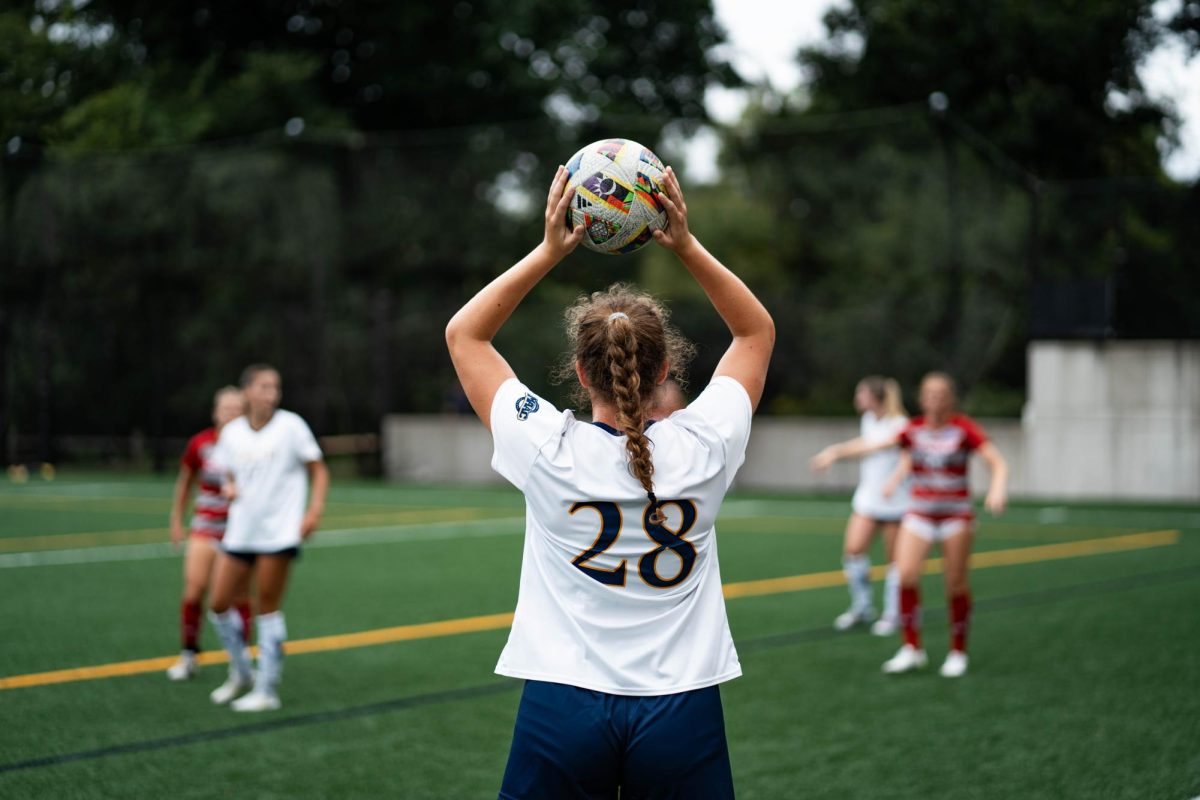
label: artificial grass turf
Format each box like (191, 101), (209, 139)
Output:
(1, 473), (1196, 798)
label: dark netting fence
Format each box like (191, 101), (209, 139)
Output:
(2, 110), (1196, 470)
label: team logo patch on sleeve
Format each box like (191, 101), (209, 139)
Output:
(515, 392), (540, 421)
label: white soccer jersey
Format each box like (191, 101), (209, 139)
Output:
(851, 411), (910, 521)
(212, 409), (323, 552)
(490, 375), (753, 696)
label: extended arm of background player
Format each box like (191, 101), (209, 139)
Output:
(811, 433), (901, 472)
(301, 459), (329, 538)
(445, 166), (584, 430)
(653, 166), (774, 412)
(881, 451), (912, 498)
(976, 442), (1008, 516)
(168, 463), (197, 549)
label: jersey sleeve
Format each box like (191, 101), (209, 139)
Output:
(290, 415), (324, 463)
(180, 434), (203, 470)
(670, 376), (754, 485)
(896, 422), (915, 450)
(490, 378), (565, 491)
(958, 416), (988, 450)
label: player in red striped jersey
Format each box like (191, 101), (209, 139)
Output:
(165, 387), (254, 681)
(879, 372), (1007, 677)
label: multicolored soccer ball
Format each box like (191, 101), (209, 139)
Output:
(564, 138), (668, 255)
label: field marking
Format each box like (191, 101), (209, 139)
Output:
(0, 529), (1179, 692)
(0, 507), (520, 555)
(721, 529), (1180, 599)
(0, 516), (528, 568)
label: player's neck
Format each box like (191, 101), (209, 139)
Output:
(590, 400), (618, 428)
(926, 411), (951, 427)
(248, 408), (276, 431)
(590, 399), (655, 431)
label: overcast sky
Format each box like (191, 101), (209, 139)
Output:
(708, 0), (1200, 181)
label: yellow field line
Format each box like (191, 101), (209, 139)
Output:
(0, 530), (1179, 692)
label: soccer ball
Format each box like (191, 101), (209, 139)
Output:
(564, 138), (668, 255)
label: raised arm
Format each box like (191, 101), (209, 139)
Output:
(976, 442), (1008, 515)
(445, 166), (584, 429)
(652, 167), (774, 411)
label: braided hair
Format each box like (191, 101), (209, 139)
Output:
(555, 284), (696, 524)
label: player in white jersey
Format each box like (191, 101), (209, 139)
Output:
(811, 377), (910, 635)
(446, 164), (774, 799)
(205, 364), (329, 712)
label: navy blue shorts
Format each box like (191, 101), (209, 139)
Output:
(498, 680), (735, 800)
(220, 546), (300, 565)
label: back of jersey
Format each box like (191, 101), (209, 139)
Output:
(489, 375), (753, 696)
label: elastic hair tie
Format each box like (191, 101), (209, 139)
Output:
(607, 312), (629, 322)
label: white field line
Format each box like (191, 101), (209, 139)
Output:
(0, 516), (526, 569)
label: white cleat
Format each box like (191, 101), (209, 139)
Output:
(209, 671), (253, 705)
(166, 651), (197, 681)
(939, 650), (969, 678)
(870, 616), (898, 637)
(882, 644), (928, 674)
(833, 607), (876, 631)
(231, 690), (281, 713)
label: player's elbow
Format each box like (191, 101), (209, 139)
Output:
(445, 314), (465, 352)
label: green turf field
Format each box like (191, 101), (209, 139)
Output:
(1, 472), (1197, 799)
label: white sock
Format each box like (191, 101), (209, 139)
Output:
(208, 609), (252, 679)
(883, 564), (900, 621)
(843, 554), (873, 613)
(254, 611), (287, 695)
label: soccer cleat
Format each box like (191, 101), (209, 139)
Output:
(833, 607), (876, 631)
(939, 650), (969, 678)
(209, 671), (253, 705)
(231, 690), (281, 713)
(882, 644), (928, 674)
(166, 651), (197, 681)
(870, 616), (898, 637)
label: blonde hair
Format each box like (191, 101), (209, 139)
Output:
(555, 284), (695, 524)
(212, 385), (244, 407)
(860, 375), (907, 419)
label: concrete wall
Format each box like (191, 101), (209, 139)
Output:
(1022, 340), (1200, 500)
(383, 341), (1198, 501)
(381, 414), (1024, 496)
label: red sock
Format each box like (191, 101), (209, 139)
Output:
(236, 602), (254, 645)
(900, 586), (922, 648)
(181, 600), (203, 652)
(950, 592), (972, 653)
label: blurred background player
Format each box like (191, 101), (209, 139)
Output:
(165, 386), (253, 681)
(810, 376), (910, 635)
(648, 376), (687, 419)
(206, 365), (329, 712)
(445, 164), (773, 798)
(874, 372), (1008, 677)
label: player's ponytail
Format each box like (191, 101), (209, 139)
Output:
(555, 284), (696, 523)
(861, 375), (908, 420)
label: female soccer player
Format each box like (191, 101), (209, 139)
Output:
(882, 372), (1007, 677)
(446, 164), (773, 798)
(810, 376), (910, 636)
(205, 364), (329, 712)
(166, 386), (253, 681)
(815, 372), (1007, 677)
